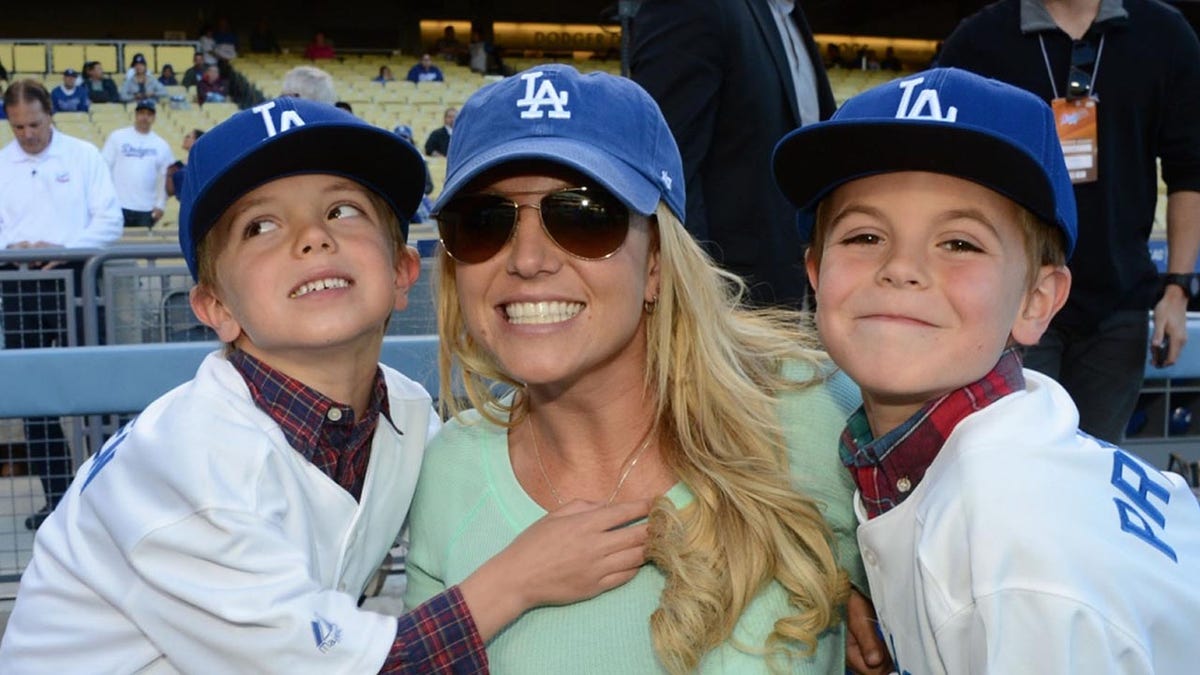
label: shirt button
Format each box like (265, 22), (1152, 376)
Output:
(896, 477), (912, 493)
(326, 407), (343, 422)
(863, 549), (878, 566)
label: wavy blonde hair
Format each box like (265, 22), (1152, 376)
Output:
(438, 192), (850, 670)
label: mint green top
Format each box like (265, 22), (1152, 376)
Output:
(404, 363), (865, 674)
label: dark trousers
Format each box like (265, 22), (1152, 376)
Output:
(122, 208), (155, 230)
(0, 274), (76, 508)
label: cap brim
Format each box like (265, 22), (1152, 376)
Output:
(773, 120), (1057, 230)
(189, 124), (425, 250)
(433, 137), (662, 216)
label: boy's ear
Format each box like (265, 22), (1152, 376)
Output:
(190, 284), (243, 343)
(1011, 264), (1071, 346)
(392, 244), (421, 312)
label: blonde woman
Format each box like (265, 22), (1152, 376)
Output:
(405, 65), (876, 673)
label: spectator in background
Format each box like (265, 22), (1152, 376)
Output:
(83, 61), (120, 104)
(249, 18), (281, 54)
(120, 53), (167, 103)
(433, 25), (466, 62)
(424, 106), (456, 157)
(197, 24), (217, 65)
(304, 31), (337, 60)
(880, 46), (902, 71)
(0, 80), (122, 531)
(213, 16), (239, 56)
(158, 64), (178, 86)
(281, 65), (337, 103)
(181, 52), (205, 89)
(102, 100), (172, 230)
(393, 124), (434, 222)
(166, 128), (204, 199)
(406, 54), (445, 83)
(0, 58), (8, 83)
(373, 65), (396, 83)
(196, 65), (228, 105)
(632, 0), (836, 310)
(51, 68), (89, 113)
(939, 0), (1200, 444)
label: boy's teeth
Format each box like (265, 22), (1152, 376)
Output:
(504, 301), (584, 324)
(291, 277), (350, 298)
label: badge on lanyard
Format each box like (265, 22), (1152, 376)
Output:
(1052, 96), (1099, 184)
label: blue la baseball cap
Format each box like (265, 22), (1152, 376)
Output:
(179, 97), (426, 279)
(773, 67), (1077, 258)
(433, 64), (685, 222)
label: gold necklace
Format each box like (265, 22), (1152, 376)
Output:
(528, 417), (656, 506)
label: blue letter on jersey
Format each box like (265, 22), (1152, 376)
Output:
(81, 421), (134, 492)
(1111, 449), (1177, 562)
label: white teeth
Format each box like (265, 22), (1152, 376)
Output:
(290, 277), (351, 298)
(504, 301), (584, 324)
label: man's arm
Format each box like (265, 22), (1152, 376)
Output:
(1154, 190), (1200, 365)
(630, 0), (724, 241)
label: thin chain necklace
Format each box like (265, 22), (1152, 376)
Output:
(527, 416), (656, 506)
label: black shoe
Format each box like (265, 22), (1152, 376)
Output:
(24, 504), (55, 531)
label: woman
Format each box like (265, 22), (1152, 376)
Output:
(372, 65), (395, 83)
(158, 64), (178, 86)
(405, 65), (869, 673)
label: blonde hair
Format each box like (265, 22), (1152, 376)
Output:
(437, 200), (849, 672)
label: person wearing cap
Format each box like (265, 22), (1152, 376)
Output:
(50, 67), (89, 113)
(393, 124), (434, 221)
(121, 53), (168, 103)
(0, 96), (651, 672)
(101, 99), (173, 229)
(404, 64), (875, 674)
(774, 67), (1200, 673)
(938, 0), (1200, 445)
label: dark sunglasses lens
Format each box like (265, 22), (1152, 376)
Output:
(541, 188), (630, 259)
(437, 195), (516, 263)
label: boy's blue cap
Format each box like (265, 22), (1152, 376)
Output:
(433, 64), (685, 222)
(773, 67), (1077, 258)
(179, 97), (426, 279)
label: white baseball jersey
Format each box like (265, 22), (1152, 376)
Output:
(0, 352), (439, 674)
(857, 370), (1200, 675)
(101, 125), (173, 212)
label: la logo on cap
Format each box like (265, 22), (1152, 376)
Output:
(894, 76), (958, 123)
(516, 71), (571, 120)
(251, 101), (306, 138)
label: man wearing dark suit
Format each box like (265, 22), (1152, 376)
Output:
(632, 0), (835, 309)
(424, 106), (457, 158)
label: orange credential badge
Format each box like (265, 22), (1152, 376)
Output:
(1052, 97), (1099, 184)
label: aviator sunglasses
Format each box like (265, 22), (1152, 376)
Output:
(435, 185), (631, 263)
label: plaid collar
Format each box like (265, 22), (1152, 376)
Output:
(228, 350), (392, 497)
(840, 349), (1025, 519)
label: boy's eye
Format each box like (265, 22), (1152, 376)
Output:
(242, 219), (279, 238)
(328, 204), (364, 220)
(839, 232), (882, 246)
(941, 239), (984, 253)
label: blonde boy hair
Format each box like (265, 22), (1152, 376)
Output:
(437, 200), (849, 673)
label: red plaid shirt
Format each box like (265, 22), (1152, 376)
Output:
(840, 349), (1025, 519)
(229, 351), (488, 673)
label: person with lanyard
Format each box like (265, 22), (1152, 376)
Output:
(939, 0), (1200, 444)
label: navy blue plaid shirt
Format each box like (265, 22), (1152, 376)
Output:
(229, 350), (487, 673)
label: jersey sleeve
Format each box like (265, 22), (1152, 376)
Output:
(935, 589), (1153, 675)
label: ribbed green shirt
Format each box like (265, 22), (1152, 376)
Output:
(404, 362), (865, 673)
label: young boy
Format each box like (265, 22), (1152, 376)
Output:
(773, 68), (1200, 674)
(0, 98), (649, 672)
